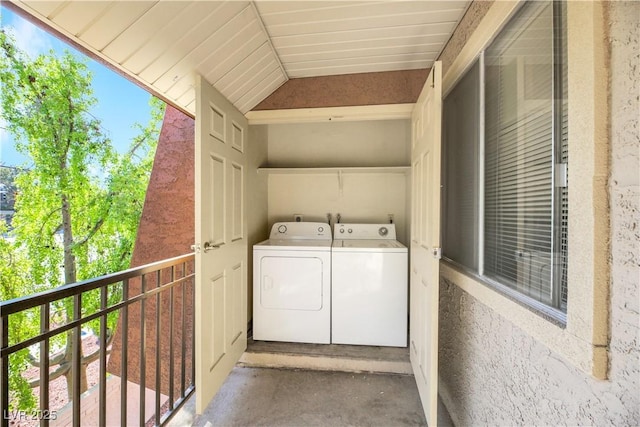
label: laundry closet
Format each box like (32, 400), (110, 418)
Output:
(246, 117), (413, 321)
(252, 119), (411, 235)
(249, 115), (410, 347)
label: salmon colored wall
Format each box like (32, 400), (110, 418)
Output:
(252, 69), (429, 110)
(130, 106), (195, 265)
(108, 106), (195, 395)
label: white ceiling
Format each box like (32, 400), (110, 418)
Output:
(11, 1), (470, 115)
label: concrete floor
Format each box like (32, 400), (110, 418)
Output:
(169, 366), (454, 427)
(167, 339), (452, 427)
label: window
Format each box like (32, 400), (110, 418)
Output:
(442, 61), (480, 270)
(443, 0), (568, 314)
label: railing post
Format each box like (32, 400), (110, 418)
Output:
(155, 270), (161, 426)
(139, 275), (147, 427)
(168, 266), (175, 411)
(181, 268), (186, 398)
(40, 303), (50, 427)
(120, 279), (129, 427)
(99, 286), (107, 427)
(191, 261), (195, 389)
(72, 293), (82, 427)
(1, 312), (9, 427)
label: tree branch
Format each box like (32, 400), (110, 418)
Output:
(80, 332), (114, 365)
(72, 216), (105, 249)
(27, 362), (70, 388)
(27, 350), (66, 368)
(35, 206), (62, 237)
(27, 332), (114, 389)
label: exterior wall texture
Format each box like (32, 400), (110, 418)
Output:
(108, 106), (196, 394)
(128, 105), (195, 266)
(438, 2), (639, 425)
(252, 69), (429, 110)
(438, 0), (493, 77)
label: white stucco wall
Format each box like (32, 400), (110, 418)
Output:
(437, 2), (639, 425)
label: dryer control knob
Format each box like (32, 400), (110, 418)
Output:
(318, 226), (324, 233)
(379, 227), (389, 236)
(348, 229), (353, 233)
(278, 225), (287, 234)
(339, 228), (345, 233)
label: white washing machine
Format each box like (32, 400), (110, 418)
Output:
(332, 223), (408, 347)
(253, 222), (332, 344)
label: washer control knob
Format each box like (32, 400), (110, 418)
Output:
(348, 228), (353, 234)
(278, 225), (287, 234)
(339, 228), (345, 233)
(379, 227), (389, 236)
(318, 226), (324, 233)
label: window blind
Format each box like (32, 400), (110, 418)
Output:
(442, 61), (480, 269)
(483, 2), (556, 304)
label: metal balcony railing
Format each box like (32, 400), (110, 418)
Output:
(1, 253), (195, 427)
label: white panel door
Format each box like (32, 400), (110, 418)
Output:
(410, 62), (442, 426)
(195, 75), (247, 413)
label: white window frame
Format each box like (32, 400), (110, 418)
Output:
(440, 0), (610, 379)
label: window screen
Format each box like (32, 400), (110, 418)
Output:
(442, 61), (480, 269)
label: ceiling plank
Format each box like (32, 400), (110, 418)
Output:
(102, 2), (186, 63)
(150, 3), (255, 92)
(25, 1), (66, 19)
(50, 1), (111, 37)
(123, 2), (227, 74)
(141, 1), (252, 84)
(81, 2), (156, 51)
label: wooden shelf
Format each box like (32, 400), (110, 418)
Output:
(257, 166), (411, 175)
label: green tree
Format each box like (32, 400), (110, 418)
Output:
(0, 29), (164, 407)
(0, 221), (36, 410)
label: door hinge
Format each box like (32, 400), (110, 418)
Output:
(432, 247), (442, 260)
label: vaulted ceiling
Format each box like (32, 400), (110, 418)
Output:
(8, 1), (470, 115)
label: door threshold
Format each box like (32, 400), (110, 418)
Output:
(239, 338), (412, 375)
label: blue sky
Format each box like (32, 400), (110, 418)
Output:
(0, 7), (155, 167)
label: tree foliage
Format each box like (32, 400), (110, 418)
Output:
(0, 28), (165, 408)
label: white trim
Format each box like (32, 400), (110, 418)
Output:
(257, 166), (410, 175)
(245, 104), (414, 125)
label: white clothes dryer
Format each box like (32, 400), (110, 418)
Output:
(332, 223), (408, 347)
(253, 222), (332, 344)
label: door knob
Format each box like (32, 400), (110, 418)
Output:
(203, 241), (222, 252)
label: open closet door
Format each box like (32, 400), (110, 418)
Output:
(194, 75), (248, 412)
(409, 61), (442, 426)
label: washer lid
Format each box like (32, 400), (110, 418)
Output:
(332, 239), (407, 252)
(254, 239), (332, 251)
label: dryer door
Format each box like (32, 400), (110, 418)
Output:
(260, 256), (323, 311)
